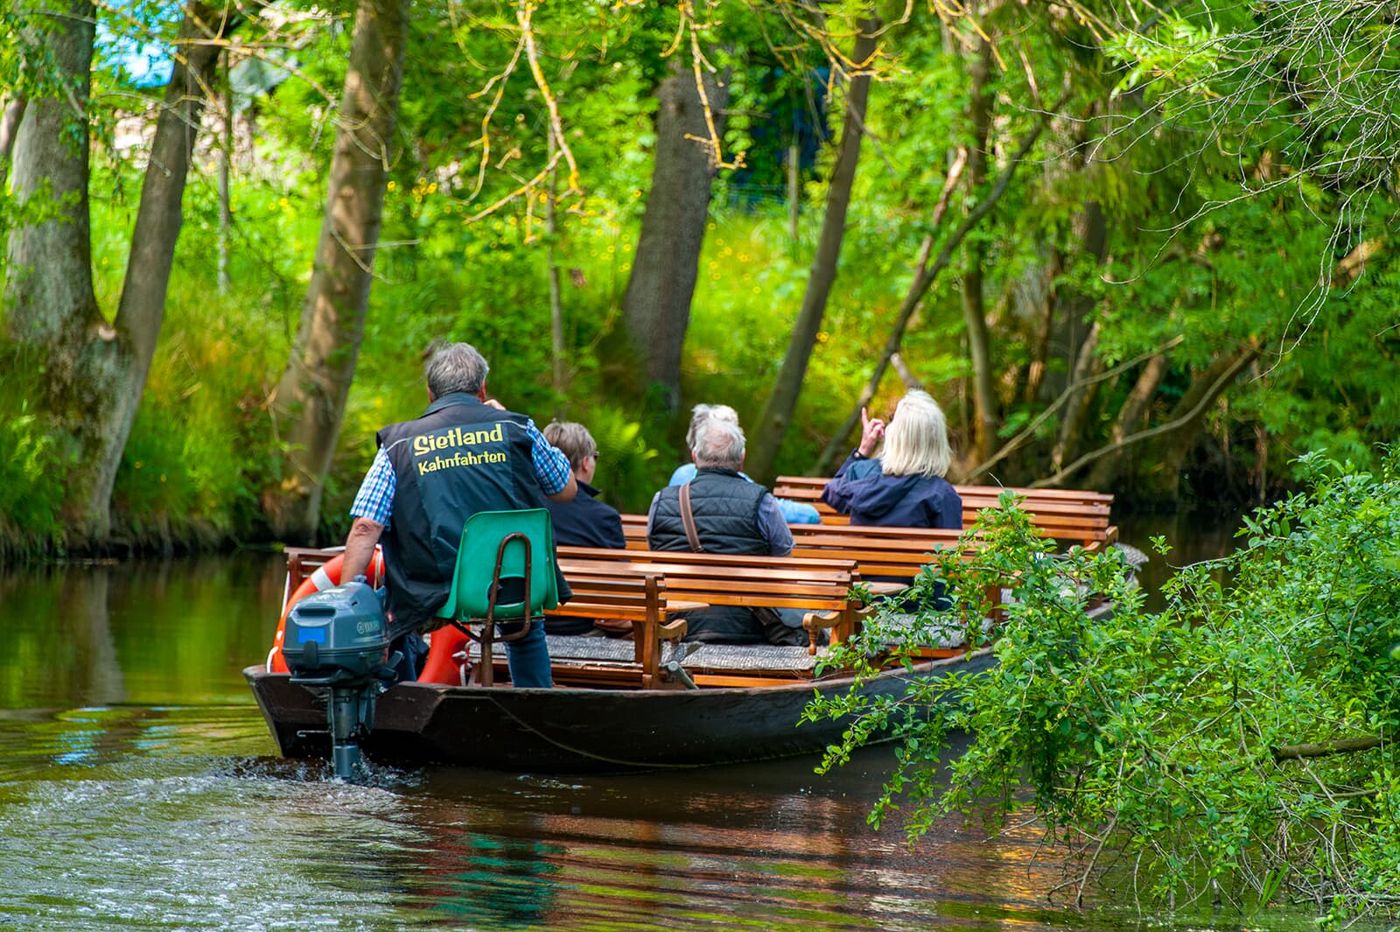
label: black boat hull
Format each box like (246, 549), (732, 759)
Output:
(243, 650), (995, 772)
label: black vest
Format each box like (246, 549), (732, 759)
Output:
(649, 468), (770, 554)
(376, 393), (563, 627)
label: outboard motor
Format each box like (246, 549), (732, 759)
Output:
(281, 578), (399, 779)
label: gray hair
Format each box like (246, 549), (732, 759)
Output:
(692, 419), (746, 470)
(424, 342), (489, 398)
(685, 403), (739, 451)
(881, 391), (952, 479)
(542, 420), (597, 471)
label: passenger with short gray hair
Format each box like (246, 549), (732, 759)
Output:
(646, 419), (801, 645)
(341, 341), (577, 687)
(666, 403), (821, 525)
(423, 341), (490, 398)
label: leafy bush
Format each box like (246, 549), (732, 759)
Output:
(0, 394), (65, 556)
(807, 452), (1400, 920)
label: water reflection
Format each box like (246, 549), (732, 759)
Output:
(0, 554), (284, 710)
(1117, 508), (1245, 609)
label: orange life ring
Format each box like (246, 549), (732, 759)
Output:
(418, 625), (472, 686)
(267, 548), (385, 673)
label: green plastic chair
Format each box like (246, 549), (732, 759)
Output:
(434, 508), (559, 686)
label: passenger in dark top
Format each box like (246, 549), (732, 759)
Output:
(542, 421), (625, 636)
(822, 391), (963, 530)
(541, 421), (626, 549)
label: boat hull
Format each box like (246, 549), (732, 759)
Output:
(243, 650), (994, 772)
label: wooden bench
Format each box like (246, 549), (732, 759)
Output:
(557, 547), (872, 684)
(771, 476), (1117, 549)
(281, 548), (701, 689)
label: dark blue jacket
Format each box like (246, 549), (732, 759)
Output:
(546, 481), (625, 549)
(822, 452), (963, 530)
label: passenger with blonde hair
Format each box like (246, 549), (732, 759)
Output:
(821, 391), (962, 529)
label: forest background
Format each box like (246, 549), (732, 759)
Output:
(1, 0), (1396, 558)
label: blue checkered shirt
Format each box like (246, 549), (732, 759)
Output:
(350, 418), (571, 527)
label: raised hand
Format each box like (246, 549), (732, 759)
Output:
(858, 406), (885, 457)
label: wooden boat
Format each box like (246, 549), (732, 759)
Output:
(245, 503), (1124, 774)
(243, 648), (996, 772)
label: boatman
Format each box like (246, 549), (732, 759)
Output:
(339, 342), (577, 686)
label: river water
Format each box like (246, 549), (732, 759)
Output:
(0, 515), (1326, 929)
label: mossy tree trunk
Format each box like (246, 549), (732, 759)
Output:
(4, 0), (108, 543)
(4, 1), (237, 549)
(264, 0), (410, 543)
(620, 64), (729, 414)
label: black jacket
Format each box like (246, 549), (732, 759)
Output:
(546, 481), (625, 549)
(822, 452), (963, 530)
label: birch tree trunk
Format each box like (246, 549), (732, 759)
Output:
(620, 64), (729, 414)
(747, 21), (879, 482)
(264, 0), (410, 543)
(0, 95), (27, 183)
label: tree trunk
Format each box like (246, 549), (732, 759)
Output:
(1139, 347), (1258, 500)
(786, 137), (800, 243)
(546, 133), (565, 411)
(1050, 320), (1101, 471)
(961, 37), (999, 466)
(100, 3), (238, 539)
(1017, 245), (1057, 405)
(747, 21), (878, 481)
(4, 0), (108, 541)
(1032, 345), (1258, 492)
(1085, 350), (1169, 488)
(620, 64), (729, 414)
(264, 0), (410, 543)
(217, 51), (233, 295)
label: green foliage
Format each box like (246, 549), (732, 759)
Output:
(0, 361), (65, 557)
(3, 0), (1399, 551)
(806, 453), (1400, 916)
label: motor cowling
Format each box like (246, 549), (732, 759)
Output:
(282, 578), (395, 780)
(283, 580), (391, 685)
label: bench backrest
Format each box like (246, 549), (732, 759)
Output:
(557, 545), (859, 614)
(771, 476), (1115, 547)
